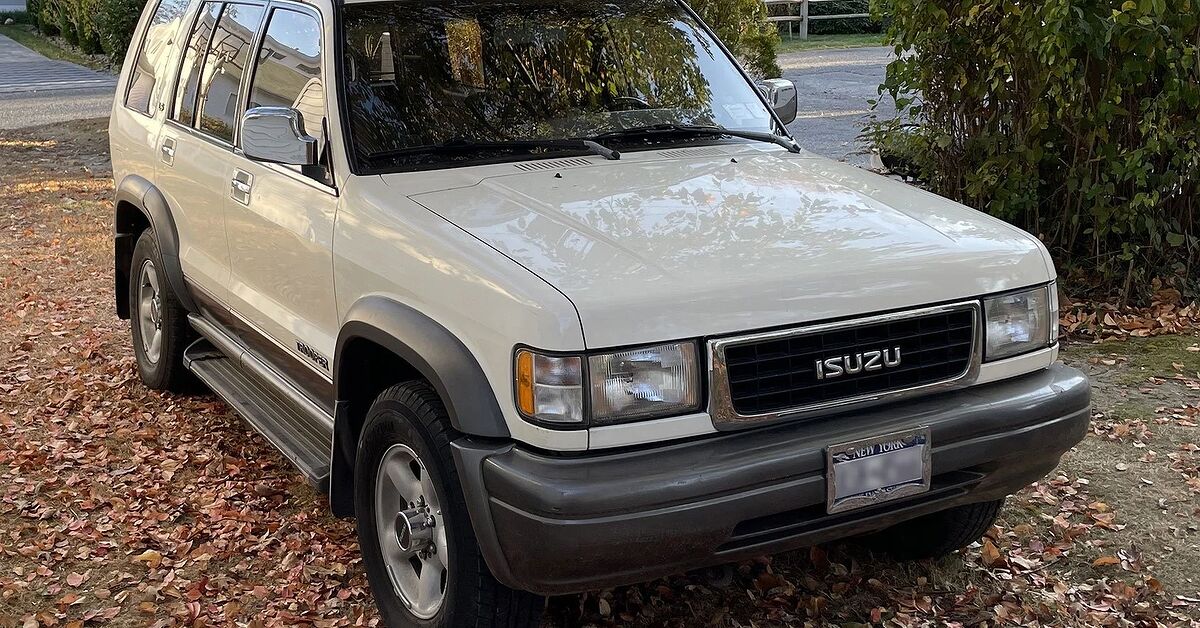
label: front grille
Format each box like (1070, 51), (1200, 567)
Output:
(722, 307), (976, 416)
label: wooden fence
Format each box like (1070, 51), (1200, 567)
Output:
(765, 0), (870, 40)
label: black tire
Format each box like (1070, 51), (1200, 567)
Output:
(354, 381), (544, 628)
(129, 230), (197, 393)
(863, 498), (1005, 561)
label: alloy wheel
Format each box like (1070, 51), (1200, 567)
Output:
(374, 443), (448, 619)
(137, 259), (163, 364)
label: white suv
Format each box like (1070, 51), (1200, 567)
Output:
(109, 0), (1091, 624)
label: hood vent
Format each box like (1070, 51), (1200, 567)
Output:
(658, 146), (728, 159)
(512, 157), (594, 172)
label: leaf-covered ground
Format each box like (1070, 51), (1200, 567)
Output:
(1, 120), (1197, 627)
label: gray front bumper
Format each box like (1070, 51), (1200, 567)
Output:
(453, 364), (1090, 595)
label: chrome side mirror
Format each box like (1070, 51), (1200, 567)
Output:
(240, 106), (318, 166)
(758, 78), (798, 125)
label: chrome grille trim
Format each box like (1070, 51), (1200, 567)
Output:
(707, 301), (982, 429)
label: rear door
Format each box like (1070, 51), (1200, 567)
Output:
(222, 1), (338, 402)
(110, 0), (191, 189)
(154, 0), (267, 304)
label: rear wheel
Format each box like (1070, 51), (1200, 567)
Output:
(354, 381), (543, 627)
(863, 498), (1005, 560)
(129, 230), (196, 392)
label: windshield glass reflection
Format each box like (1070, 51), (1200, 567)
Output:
(341, 0), (774, 171)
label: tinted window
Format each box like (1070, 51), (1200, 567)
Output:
(173, 2), (221, 125)
(248, 9), (324, 139)
(197, 3), (266, 142)
(125, 0), (190, 115)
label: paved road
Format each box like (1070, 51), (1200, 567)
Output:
(0, 33), (115, 130)
(781, 46), (895, 165)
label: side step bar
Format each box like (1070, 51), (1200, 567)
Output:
(184, 315), (333, 489)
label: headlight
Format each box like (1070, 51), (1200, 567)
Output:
(983, 284), (1054, 361)
(589, 342), (700, 423)
(514, 342), (700, 426)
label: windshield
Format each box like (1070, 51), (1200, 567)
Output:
(340, 0), (776, 172)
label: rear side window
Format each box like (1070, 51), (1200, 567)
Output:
(172, 2), (221, 126)
(125, 0), (191, 115)
(248, 9), (324, 139)
(197, 3), (266, 142)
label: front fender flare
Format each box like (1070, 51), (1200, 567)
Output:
(333, 296), (511, 438)
(328, 297), (511, 517)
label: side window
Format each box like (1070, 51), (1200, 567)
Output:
(248, 9), (324, 140)
(197, 3), (267, 142)
(172, 2), (222, 126)
(125, 0), (190, 115)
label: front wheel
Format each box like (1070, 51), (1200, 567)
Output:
(354, 381), (543, 627)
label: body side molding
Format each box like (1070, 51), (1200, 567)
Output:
(113, 174), (199, 316)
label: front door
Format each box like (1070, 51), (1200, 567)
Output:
(223, 2), (338, 403)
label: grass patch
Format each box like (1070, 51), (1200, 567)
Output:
(776, 32), (885, 54)
(0, 24), (113, 72)
(1063, 335), (1200, 386)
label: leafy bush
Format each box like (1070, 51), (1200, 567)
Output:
(27, 0), (57, 35)
(29, 0), (142, 59)
(868, 0), (1200, 301)
(97, 0), (145, 59)
(69, 0), (103, 53)
(693, 0), (781, 78)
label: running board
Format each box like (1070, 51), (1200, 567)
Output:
(184, 322), (332, 490)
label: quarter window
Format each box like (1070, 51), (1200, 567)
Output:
(197, 3), (266, 142)
(125, 0), (190, 115)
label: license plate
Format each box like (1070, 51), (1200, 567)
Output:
(826, 428), (931, 514)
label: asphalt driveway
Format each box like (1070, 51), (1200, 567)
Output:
(0, 33), (115, 129)
(780, 46), (895, 165)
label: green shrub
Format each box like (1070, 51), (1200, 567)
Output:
(26, 0), (142, 59)
(97, 0), (145, 59)
(52, 0), (77, 45)
(868, 0), (1200, 301)
(69, 0), (103, 53)
(28, 0), (59, 35)
(693, 0), (782, 78)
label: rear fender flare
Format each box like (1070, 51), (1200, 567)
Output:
(114, 175), (198, 315)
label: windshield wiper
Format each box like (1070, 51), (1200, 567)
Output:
(365, 137), (620, 163)
(594, 123), (801, 153)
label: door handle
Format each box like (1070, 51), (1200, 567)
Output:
(230, 170), (253, 205)
(160, 137), (176, 165)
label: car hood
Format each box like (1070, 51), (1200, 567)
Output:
(397, 148), (1052, 348)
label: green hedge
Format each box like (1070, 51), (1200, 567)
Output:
(96, 0), (144, 59)
(868, 0), (1200, 301)
(29, 0), (144, 57)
